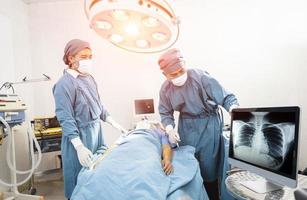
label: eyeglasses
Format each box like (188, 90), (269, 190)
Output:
(164, 68), (186, 80)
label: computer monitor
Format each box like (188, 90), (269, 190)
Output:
(134, 99), (155, 119)
(228, 106), (300, 193)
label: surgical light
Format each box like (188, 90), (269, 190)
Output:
(142, 17), (160, 27)
(84, 0), (180, 53)
(112, 10), (129, 21)
(136, 39), (149, 48)
(96, 20), (112, 30)
(124, 23), (140, 36)
(152, 32), (167, 41)
(110, 34), (124, 43)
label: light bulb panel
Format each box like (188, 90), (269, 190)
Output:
(85, 0), (180, 53)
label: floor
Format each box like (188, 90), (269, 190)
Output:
(25, 169), (66, 200)
(34, 180), (65, 200)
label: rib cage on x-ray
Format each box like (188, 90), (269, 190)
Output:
(233, 112), (295, 170)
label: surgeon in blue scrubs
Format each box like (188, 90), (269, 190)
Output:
(158, 48), (239, 200)
(53, 39), (127, 199)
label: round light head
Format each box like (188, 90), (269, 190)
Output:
(124, 22), (140, 36)
(112, 10), (129, 21)
(95, 20), (112, 30)
(85, 0), (180, 53)
(109, 34), (124, 43)
(136, 39), (149, 48)
(152, 32), (167, 41)
(142, 17), (160, 28)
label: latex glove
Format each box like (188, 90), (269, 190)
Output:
(165, 125), (181, 145)
(71, 137), (93, 168)
(106, 116), (128, 134)
(161, 159), (173, 175)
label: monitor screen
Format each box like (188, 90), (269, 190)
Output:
(134, 99), (155, 115)
(229, 107), (300, 182)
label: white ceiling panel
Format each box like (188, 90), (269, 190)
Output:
(22, 0), (78, 4)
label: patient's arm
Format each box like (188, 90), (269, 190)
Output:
(161, 144), (173, 175)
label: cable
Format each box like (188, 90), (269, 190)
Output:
(6, 122), (42, 175)
(0, 74), (51, 94)
(0, 82), (15, 94)
(0, 117), (42, 187)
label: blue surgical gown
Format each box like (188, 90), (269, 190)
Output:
(53, 72), (109, 198)
(159, 68), (239, 183)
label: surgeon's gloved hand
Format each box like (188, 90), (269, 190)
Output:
(106, 116), (128, 134)
(76, 146), (94, 168)
(165, 125), (181, 145)
(71, 137), (93, 168)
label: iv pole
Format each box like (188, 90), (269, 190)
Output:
(0, 74), (51, 94)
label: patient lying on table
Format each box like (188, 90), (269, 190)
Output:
(133, 120), (173, 175)
(71, 120), (208, 200)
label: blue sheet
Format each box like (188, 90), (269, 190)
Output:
(71, 130), (208, 200)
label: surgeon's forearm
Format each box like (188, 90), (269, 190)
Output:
(162, 144), (173, 162)
(161, 116), (175, 129)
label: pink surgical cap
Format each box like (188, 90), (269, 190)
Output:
(158, 48), (184, 74)
(63, 39), (91, 65)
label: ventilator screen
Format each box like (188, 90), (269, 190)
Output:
(134, 99), (155, 114)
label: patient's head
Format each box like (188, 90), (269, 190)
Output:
(135, 120), (164, 131)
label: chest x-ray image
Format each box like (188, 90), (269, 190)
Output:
(232, 111), (295, 172)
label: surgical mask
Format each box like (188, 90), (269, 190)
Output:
(171, 72), (187, 86)
(78, 59), (93, 74)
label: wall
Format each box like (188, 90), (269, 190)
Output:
(0, 0), (34, 191)
(28, 0), (307, 171)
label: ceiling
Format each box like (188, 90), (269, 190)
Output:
(22, 0), (78, 4)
